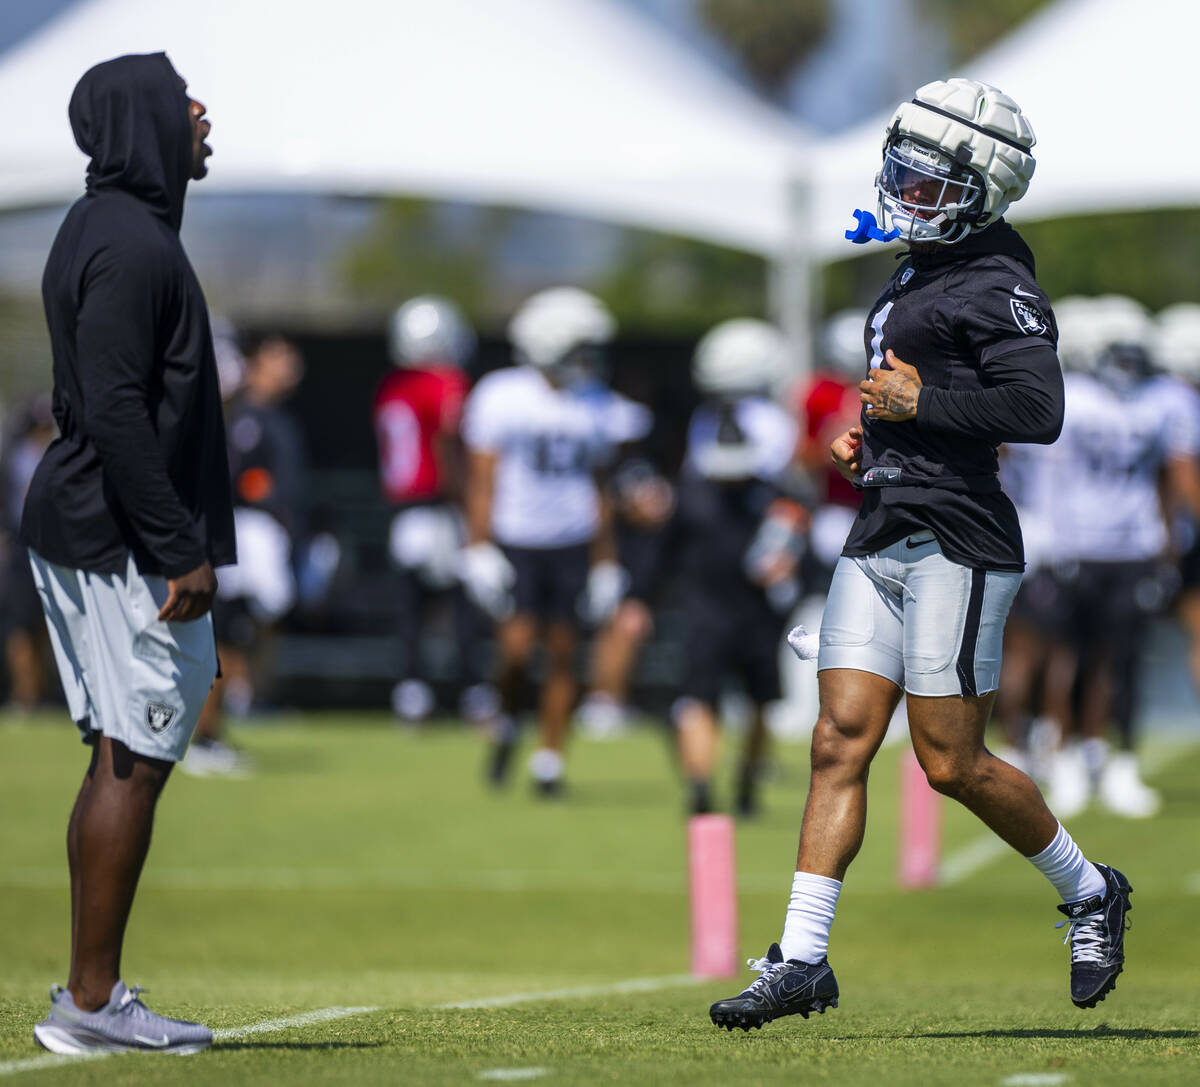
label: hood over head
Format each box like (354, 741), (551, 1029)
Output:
(68, 52), (193, 231)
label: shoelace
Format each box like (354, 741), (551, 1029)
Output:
(744, 955), (792, 991)
(114, 986), (149, 1016)
(1055, 912), (1108, 964)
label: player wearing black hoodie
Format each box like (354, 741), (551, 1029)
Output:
(24, 53), (229, 1055)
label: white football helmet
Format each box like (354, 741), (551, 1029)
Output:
(877, 77), (1036, 245)
(1090, 295), (1154, 388)
(508, 287), (616, 374)
(1051, 296), (1100, 374)
(1154, 303), (1200, 383)
(693, 318), (788, 396)
(388, 295), (475, 368)
(821, 309), (869, 378)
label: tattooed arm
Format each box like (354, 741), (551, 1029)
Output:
(860, 350), (922, 422)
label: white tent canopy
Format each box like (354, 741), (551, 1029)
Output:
(0, 0), (811, 256)
(808, 0), (1200, 260)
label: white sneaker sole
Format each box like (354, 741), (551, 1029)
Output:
(34, 1022), (210, 1056)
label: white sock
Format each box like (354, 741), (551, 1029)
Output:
(779, 871), (841, 964)
(1026, 822), (1106, 904)
(528, 747), (564, 783)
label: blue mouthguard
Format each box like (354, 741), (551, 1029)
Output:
(845, 209), (899, 245)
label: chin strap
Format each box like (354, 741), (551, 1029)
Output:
(845, 209), (900, 245)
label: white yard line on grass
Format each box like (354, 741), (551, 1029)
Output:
(478, 1069), (551, 1081)
(436, 974), (702, 1010)
(939, 835), (1011, 885)
(1000, 1074), (1070, 1086)
(0, 1005), (379, 1079)
(941, 740), (1197, 886)
(212, 1005), (378, 1040)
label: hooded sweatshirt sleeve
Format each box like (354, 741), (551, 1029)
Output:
(76, 235), (207, 577)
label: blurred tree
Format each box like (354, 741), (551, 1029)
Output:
(697, 0), (831, 98)
(342, 196), (768, 336)
(599, 232), (767, 333)
(921, 0), (1053, 62)
(340, 198), (517, 324)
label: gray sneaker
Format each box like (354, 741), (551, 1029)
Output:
(33, 981), (212, 1055)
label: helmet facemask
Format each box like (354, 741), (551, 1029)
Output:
(876, 131), (985, 245)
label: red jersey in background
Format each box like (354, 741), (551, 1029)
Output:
(373, 366), (468, 504)
(797, 372), (861, 507)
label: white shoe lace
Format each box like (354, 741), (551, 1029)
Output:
(1055, 912), (1107, 964)
(743, 955), (791, 991)
(115, 986), (149, 1016)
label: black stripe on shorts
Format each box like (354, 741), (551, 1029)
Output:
(955, 570), (987, 697)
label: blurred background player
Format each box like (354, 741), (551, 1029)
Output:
(461, 287), (624, 796)
(373, 295), (494, 724)
(796, 309), (869, 591)
(187, 333), (307, 775)
(1152, 301), (1200, 697)
(0, 395), (55, 711)
(994, 296), (1095, 781)
(1042, 296), (1200, 817)
(669, 318), (808, 816)
(573, 367), (669, 737)
(576, 456), (673, 737)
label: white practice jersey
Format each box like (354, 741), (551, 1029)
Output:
(1047, 372), (1200, 563)
(1000, 439), (1067, 569)
(462, 366), (613, 548)
(574, 382), (653, 447)
(685, 396), (797, 480)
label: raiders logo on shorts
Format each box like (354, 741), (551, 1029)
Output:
(146, 701), (177, 733)
(1010, 297), (1048, 336)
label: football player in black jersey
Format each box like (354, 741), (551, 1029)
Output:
(711, 79), (1132, 1033)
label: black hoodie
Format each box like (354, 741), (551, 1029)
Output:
(21, 52), (235, 578)
(843, 221), (1064, 571)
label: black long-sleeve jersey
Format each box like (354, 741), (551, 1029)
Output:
(20, 53), (235, 579)
(844, 221), (1063, 572)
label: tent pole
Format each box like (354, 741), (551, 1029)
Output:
(769, 171), (818, 392)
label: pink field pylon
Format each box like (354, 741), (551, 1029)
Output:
(688, 814), (738, 978)
(898, 748), (942, 888)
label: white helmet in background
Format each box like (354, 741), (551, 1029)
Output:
(1051, 296), (1100, 374)
(1154, 303), (1200, 383)
(388, 295), (475, 368)
(877, 77), (1036, 245)
(1090, 295), (1154, 387)
(508, 287), (615, 372)
(693, 318), (788, 396)
(821, 309), (869, 378)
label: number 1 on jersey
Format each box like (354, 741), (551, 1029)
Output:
(869, 301), (893, 370)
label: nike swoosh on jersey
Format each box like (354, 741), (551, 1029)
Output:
(1012, 284), (1038, 298)
(134, 1033), (171, 1047)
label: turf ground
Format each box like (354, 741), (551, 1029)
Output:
(0, 712), (1197, 1085)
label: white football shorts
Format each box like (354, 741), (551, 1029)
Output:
(817, 531), (1021, 697)
(29, 549), (217, 762)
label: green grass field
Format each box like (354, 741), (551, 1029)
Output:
(0, 713), (1197, 1085)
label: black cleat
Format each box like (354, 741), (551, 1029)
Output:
(709, 943), (838, 1031)
(1057, 863), (1132, 1009)
(486, 717), (518, 787)
(689, 780), (714, 816)
(533, 776), (565, 799)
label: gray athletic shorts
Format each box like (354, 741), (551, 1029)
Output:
(29, 549), (217, 762)
(817, 531), (1021, 697)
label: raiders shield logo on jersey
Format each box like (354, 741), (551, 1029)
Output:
(1010, 297), (1048, 336)
(146, 702), (177, 733)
